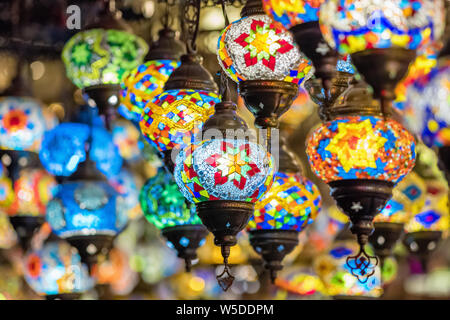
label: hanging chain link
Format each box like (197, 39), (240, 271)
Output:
(183, 0), (201, 53)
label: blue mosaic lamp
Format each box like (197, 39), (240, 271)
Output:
(24, 238), (93, 299)
(39, 122), (122, 177)
(140, 168), (207, 271)
(46, 114), (128, 270)
(246, 139), (322, 282)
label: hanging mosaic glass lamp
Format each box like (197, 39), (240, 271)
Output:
(119, 1), (185, 124)
(369, 193), (410, 266)
(46, 111), (128, 271)
(39, 105), (123, 179)
(23, 233), (93, 300)
(319, 0), (444, 114)
(140, 0), (220, 172)
(218, 0), (312, 152)
(174, 76), (274, 290)
(140, 168), (207, 272)
(304, 55), (355, 121)
(262, 0), (340, 93)
(0, 61), (57, 250)
(369, 157), (427, 265)
(61, 0), (148, 130)
(306, 79), (416, 282)
(403, 176), (449, 272)
(246, 138), (321, 283)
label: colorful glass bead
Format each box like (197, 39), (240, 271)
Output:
(62, 29), (148, 89)
(306, 116), (416, 184)
(0, 97), (47, 152)
(140, 169), (201, 230)
(120, 60), (180, 122)
(24, 240), (93, 296)
(262, 0), (324, 29)
(248, 172), (322, 231)
(319, 0), (444, 55)
(140, 89), (219, 152)
(217, 14), (310, 82)
(175, 139), (274, 203)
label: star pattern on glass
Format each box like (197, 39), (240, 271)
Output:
(234, 19), (294, 71)
(325, 119), (387, 172)
(205, 141), (261, 190)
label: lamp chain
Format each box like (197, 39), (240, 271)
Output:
(183, 0), (201, 54)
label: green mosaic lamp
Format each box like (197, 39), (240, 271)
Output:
(140, 168), (208, 272)
(61, 1), (148, 129)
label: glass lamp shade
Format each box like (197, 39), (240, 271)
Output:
(174, 139), (274, 203)
(109, 168), (141, 220)
(405, 181), (449, 233)
(39, 122), (123, 177)
(247, 172), (321, 231)
(61, 29), (148, 89)
(140, 169), (201, 229)
(404, 63), (450, 148)
(6, 169), (57, 217)
(111, 119), (142, 162)
(314, 240), (382, 297)
(120, 60), (180, 123)
(306, 115), (416, 184)
(393, 46), (438, 112)
(23, 240), (93, 296)
(140, 89), (220, 153)
(319, 0), (444, 55)
(0, 97), (47, 152)
(374, 188), (411, 224)
(217, 14), (310, 83)
(46, 181), (127, 238)
(262, 0), (324, 29)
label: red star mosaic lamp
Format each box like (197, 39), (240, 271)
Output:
(261, 0), (340, 93)
(174, 76), (274, 290)
(218, 0), (312, 152)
